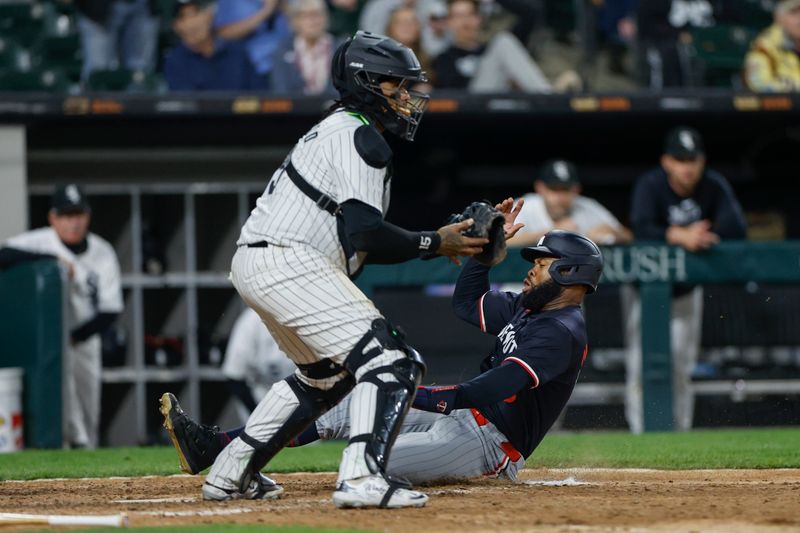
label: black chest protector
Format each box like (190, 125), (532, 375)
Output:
(281, 119), (393, 279)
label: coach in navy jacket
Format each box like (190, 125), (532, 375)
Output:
(624, 126), (746, 434)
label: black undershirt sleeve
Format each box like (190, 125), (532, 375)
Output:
(341, 200), (441, 264)
(454, 362), (533, 409)
(70, 312), (119, 343)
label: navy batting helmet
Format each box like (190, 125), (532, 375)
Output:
(331, 31), (429, 141)
(521, 230), (604, 293)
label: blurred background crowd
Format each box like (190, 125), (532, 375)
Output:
(0, 0), (799, 94)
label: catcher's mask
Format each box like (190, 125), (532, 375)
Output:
(521, 230), (604, 293)
(332, 31), (429, 141)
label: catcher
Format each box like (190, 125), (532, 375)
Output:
(162, 202), (604, 484)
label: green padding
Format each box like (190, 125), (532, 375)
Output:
(355, 242), (800, 294)
(640, 282), (673, 431)
(0, 260), (63, 448)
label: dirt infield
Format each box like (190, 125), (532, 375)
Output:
(2, 469), (800, 532)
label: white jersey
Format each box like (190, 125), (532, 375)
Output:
(222, 308), (296, 396)
(4, 227), (123, 329)
(515, 193), (623, 237)
(238, 109), (391, 273)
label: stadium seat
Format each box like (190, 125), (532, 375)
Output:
(735, 0), (774, 32)
(688, 25), (758, 87)
(35, 33), (82, 82)
(0, 38), (33, 72)
(544, 0), (577, 39)
(41, 0), (78, 17)
(0, 69), (69, 92)
(0, 2), (50, 48)
(86, 68), (160, 92)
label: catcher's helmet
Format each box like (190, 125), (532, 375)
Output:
(331, 31), (429, 141)
(521, 230), (604, 293)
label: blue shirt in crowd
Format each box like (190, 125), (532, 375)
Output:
(214, 0), (291, 76)
(164, 39), (261, 91)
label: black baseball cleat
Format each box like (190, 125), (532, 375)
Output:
(159, 392), (223, 475)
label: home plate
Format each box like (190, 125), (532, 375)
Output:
(522, 477), (593, 486)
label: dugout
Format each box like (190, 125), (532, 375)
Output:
(2, 90), (800, 445)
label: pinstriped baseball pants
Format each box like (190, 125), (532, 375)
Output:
(210, 244), (410, 486)
(231, 245), (382, 376)
(317, 396), (526, 484)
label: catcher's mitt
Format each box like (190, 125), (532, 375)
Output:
(448, 201), (507, 266)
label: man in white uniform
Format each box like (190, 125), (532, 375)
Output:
(161, 31), (488, 509)
(508, 159), (632, 247)
(0, 185), (123, 449)
(222, 307), (296, 422)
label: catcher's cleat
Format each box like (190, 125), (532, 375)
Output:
(202, 473), (284, 501)
(332, 475), (428, 509)
(159, 392), (222, 475)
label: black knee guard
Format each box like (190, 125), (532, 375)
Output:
(344, 318), (427, 477)
(239, 373), (354, 485)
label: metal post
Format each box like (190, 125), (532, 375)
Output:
(184, 192), (200, 418)
(640, 282), (673, 431)
(130, 188), (147, 443)
(0, 126), (27, 241)
(237, 188), (249, 228)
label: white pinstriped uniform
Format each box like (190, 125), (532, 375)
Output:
(317, 397), (526, 483)
(238, 109), (390, 278)
(4, 228), (122, 449)
(206, 109), (409, 489)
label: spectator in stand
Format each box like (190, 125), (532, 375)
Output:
(164, 0), (261, 91)
(75, 0), (159, 80)
(597, 0), (638, 75)
(386, 6), (435, 91)
(636, 0), (740, 88)
(624, 127), (747, 434)
(0, 185), (123, 449)
(507, 159), (632, 248)
(744, 0), (800, 91)
(434, 0), (578, 92)
(361, 0), (451, 58)
(423, 0), (450, 57)
(271, 0), (338, 95)
(214, 0), (292, 88)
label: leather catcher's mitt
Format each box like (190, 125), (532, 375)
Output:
(448, 201), (507, 266)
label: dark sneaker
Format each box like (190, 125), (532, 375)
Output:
(159, 392), (223, 474)
(203, 473), (284, 501)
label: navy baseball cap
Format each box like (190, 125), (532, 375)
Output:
(51, 184), (90, 214)
(539, 159), (579, 189)
(664, 127), (704, 159)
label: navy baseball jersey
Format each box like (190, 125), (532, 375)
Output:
(630, 167), (746, 240)
(451, 259), (588, 458)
